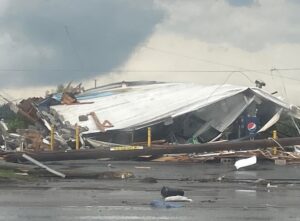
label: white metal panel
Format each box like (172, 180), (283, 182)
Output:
(51, 83), (247, 132)
(51, 82), (298, 134)
(250, 88), (290, 109)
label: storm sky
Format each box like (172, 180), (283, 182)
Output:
(1, 0), (300, 104)
(0, 0), (163, 86)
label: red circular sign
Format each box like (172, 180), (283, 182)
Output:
(247, 122), (257, 131)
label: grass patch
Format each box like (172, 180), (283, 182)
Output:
(0, 167), (37, 182)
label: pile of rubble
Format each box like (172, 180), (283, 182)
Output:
(0, 81), (300, 164)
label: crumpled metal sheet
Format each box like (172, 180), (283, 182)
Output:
(50, 82), (298, 134)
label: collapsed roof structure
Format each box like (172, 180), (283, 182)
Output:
(40, 81), (300, 145)
(2, 80), (300, 163)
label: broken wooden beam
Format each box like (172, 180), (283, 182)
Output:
(4, 137), (300, 162)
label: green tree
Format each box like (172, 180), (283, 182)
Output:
(0, 104), (30, 132)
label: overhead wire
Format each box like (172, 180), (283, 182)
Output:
(64, 25), (84, 71)
(0, 68), (299, 83)
(142, 46), (300, 83)
(205, 71), (237, 102)
(143, 46), (271, 76)
(142, 46), (300, 102)
(0, 45), (300, 88)
(141, 46), (300, 102)
(272, 68), (289, 102)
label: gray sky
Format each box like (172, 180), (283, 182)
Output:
(1, 0), (300, 104)
(0, 0), (163, 86)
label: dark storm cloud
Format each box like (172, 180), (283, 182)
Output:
(0, 0), (164, 87)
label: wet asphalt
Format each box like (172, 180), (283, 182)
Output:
(0, 160), (300, 220)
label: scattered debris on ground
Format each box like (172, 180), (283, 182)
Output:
(0, 81), (300, 170)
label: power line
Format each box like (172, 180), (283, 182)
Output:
(271, 68), (300, 71)
(143, 46), (270, 76)
(272, 69), (289, 102)
(0, 42), (300, 83)
(1, 67), (300, 72)
(257, 71), (300, 82)
(0, 67), (299, 72)
(1, 68), (300, 82)
(205, 72), (235, 102)
(0, 68), (298, 73)
(64, 25), (84, 71)
(142, 46), (300, 83)
(0, 68), (262, 82)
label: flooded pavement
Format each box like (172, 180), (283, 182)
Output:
(0, 161), (300, 220)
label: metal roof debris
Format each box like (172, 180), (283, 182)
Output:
(1, 81), (300, 164)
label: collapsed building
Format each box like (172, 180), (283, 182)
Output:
(1, 81), (300, 152)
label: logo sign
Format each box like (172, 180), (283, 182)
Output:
(247, 122), (257, 131)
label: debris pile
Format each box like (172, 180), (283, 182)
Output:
(154, 148), (300, 165)
(0, 81), (300, 164)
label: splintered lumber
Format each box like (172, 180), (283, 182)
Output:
(88, 112), (113, 132)
(4, 137), (300, 162)
(22, 154), (66, 178)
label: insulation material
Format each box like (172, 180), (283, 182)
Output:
(194, 93), (254, 132)
(257, 108), (283, 133)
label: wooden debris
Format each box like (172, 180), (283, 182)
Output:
(3, 137), (300, 163)
(61, 92), (77, 105)
(88, 112), (113, 132)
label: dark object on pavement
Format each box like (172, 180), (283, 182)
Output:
(161, 186), (184, 198)
(140, 177), (157, 183)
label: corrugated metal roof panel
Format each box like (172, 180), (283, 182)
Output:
(51, 82), (249, 133)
